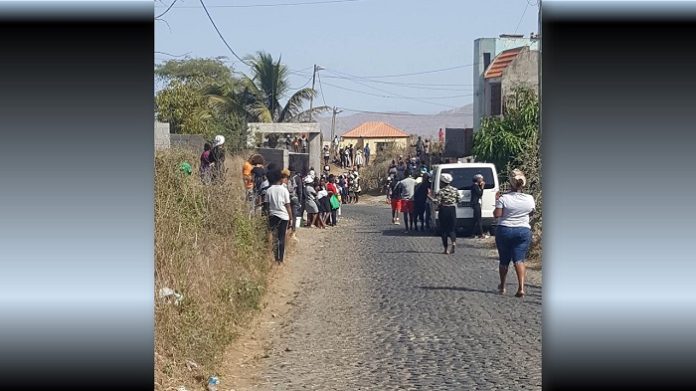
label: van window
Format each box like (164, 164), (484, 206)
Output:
(441, 167), (496, 190)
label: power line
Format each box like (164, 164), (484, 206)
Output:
(156, 0), (364, 9)
(317, 72), (328, 107)
(345, 63), (476, 79)
(290, 73), (314, 90)
(323, 69), (473, 91)
(322, 76), (472, 101)
(155, 0), (180, 19)
(339, 108), (446, 117)
(155, 51), (191, 58)
(198, 0), (250, 66)
(514, 2), (530, 34)
(320, 80), (462, 109)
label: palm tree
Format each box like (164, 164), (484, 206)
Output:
(207, 52), (330, 123)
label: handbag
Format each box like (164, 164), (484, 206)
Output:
(330, 194), (340, 210)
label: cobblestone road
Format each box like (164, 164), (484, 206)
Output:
(246, 203), (541, 390)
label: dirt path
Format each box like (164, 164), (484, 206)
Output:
(219, 202), (541, 390)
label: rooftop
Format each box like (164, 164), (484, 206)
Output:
(342, 121), (410, 138)
(484, 46), (527, 79)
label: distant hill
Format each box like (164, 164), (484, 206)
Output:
(316, 104), (473, 139)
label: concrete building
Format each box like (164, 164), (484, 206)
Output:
(155, 121), (170, 150)
(482, 46), (539, 118)
(473, 34), (539, 131)
(247, 122), (323, 172)
(340, 121), (410, 159)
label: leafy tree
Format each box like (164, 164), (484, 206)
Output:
(155, 58), (247, 149)
(472, 86), (539, 174)
(207, 52), (330, 124)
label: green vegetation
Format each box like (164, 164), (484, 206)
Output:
(473, 86), (541, 265)
(155, 53), (330, 152)
(472, 86), (539, 176)
(155, 150), (272, 390)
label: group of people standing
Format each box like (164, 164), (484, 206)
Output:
(241, 155), (363, 263)
(383, 151), (535, 297)
(337, 143), (370, 171)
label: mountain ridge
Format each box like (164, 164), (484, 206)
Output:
(316, 103), (473, 139)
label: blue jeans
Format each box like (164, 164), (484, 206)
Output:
(495, 226), (532, 266)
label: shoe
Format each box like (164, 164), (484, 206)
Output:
(498, 284), (506, 295)
(515, 291), (525, 298)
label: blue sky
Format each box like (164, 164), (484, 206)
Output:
(155, 0), (540, 114)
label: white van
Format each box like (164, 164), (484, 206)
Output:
(428, 163), (499, 235)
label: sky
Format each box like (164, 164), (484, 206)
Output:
(155, 0), (540, 115)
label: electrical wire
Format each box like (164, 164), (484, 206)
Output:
(155, 51), (191, 58)
(320, 80), (459, 109)
(156, 0), (364, 9)
(317, 72), (328, 107)
(344, 63), (476, 79)
(514, 2), (530, 34)
(155, 0), (180, 19)
(323, 69), (472, 91)
(198, 0), (251, 66)
(339, 108), (448, 116)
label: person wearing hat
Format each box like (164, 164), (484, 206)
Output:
(354, 150), (365, 173)
(209, 135), (226, 184)
(470, 173), (487, 239)
(494, 169), (536, 297)
(303, 175), (321, 228)
(429, 172), (461, 254)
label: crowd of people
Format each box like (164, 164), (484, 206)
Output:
(382, 150), (536, 298)
(192, 133), (535, 297)
(239, 153), (364, 263)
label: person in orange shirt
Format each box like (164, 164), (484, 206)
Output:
(243, 156), (255, 207)
(243, 158), (254, 188)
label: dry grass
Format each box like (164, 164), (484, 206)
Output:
(360, 143), (410, 193)
(155, 149), (272, 391)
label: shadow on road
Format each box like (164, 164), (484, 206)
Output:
(418, 285), (542, 301)
(418, 285), (499, 295)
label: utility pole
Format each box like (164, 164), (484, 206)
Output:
(309, 64), (324, 122)
(330, 106), (342, 141)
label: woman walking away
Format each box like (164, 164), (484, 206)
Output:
(430, 173), (460, 254)
(200, 143), (213, 185)
(494, 169), (536, 297)
(265, 170), (293, 263)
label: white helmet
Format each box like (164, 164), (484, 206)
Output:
(213, 135), (225, 147)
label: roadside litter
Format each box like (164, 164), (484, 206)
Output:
(158, 287), (184, 306)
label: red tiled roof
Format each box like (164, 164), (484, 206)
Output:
(484, 47), (527, 79)
(341, 121), (410, 138)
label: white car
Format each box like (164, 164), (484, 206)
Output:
(429, 162), (500, 235)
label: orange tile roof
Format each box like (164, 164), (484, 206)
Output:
(484, 47), (527, 79)
(341, 121), (410, 138)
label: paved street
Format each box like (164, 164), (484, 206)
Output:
(242, 202), (541, 390)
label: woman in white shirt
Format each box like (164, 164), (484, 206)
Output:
(494, 169), (536, 297)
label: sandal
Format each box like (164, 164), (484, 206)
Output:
(498, 284), (506, 295)
(515, 291), (525, 298)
